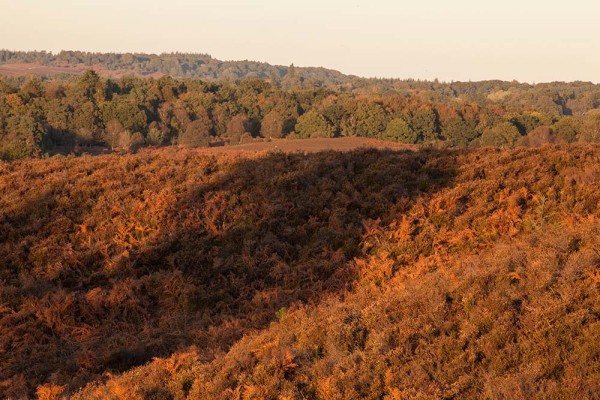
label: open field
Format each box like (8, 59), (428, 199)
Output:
(47, 138), (415, 157)
(199, 137), (415, 154)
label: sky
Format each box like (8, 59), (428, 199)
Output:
(1, 0), (599, 83)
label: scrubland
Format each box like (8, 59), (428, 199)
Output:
(0, 143), (598, 399)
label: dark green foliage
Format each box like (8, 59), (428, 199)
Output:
(146, 125), (164, 146)
(479, 121), (522, 148)
(100, 96), (148, 134)
(1, 63), (600, 159)
(77, 69), (101, 101)
(382, 118), (417, 143)
(409, 108), (439, 142)
(0, 50), (351, 85)
(442, 116), (479, 146)
(0, 104), (47, 159)
(508, 111), (548, 134)
(341, 101), (387, 137)
(295, 110), (335, 138)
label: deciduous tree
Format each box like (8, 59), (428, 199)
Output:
(295, 110), (335, 138)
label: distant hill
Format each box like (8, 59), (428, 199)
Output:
(3, 50), (600, 111)
(0, 50), (355, 87)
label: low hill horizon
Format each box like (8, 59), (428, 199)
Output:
(1, 49), (598, 86)
(0, 50), (355, 87)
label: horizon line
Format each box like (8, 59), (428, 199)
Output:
(1, 48), (599, 86)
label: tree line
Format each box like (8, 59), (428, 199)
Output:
(0, 50), (350, 86)
(1, 69), (599, 160)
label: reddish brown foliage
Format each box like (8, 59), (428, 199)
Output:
(0, 144), (598, 399)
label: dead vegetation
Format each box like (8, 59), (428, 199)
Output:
(0, 144), (598, 399)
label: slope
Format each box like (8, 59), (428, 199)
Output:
(0, 144), (598, 399)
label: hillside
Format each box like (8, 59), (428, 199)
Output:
(0, 143), (598, 399)
(0, 50), (353, 87)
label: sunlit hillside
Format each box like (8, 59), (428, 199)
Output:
(0, 142), (598, 399)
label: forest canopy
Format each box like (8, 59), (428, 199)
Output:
(1, 54), (600, 160)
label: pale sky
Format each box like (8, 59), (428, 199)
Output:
(1, 0), (599, 83)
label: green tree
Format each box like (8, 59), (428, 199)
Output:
(320, 102), (345, 131)
(100, 95), (148, 134)
(295, 110), (335, 138)
(442, 116), (478, 146)
(71, 101), (102, 144)
(78, 69), (101, 101)
(479, 121), (522, 148)
(382, 118), (417, 143)
(409, 108), (439, 142)
(341, 102), (386, 137)
(0, 105), (46, 160)
(20, 77), (44, 100)
(509, 111), (547, 135)
(146, 123), (164, 146)
(552, 117), (582, 143)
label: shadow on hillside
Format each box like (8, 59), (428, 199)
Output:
(0, 147), (461, 397)
(118, 148), (460, 359)
(44, 130), (114, 157)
